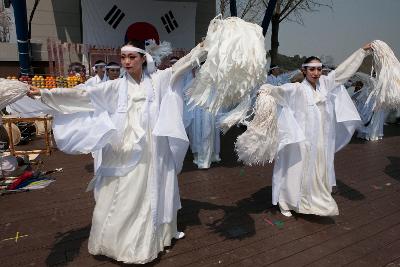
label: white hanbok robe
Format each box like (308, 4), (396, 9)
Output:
(351, 81), (387, 141)
(85, 74), (108, 86)
(83, 73), (108, 173)
(38, 49), (201, 263)
(266, 70), (300, 86)
(6, 96), (55, 117)
(353, 89), (387, 141)
(187, 107), (221, 169)
(357, 109), (387, 141)
(182, 72), (221, 169)
(269, 49), (366, 216)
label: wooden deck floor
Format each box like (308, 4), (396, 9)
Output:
(1, 125), (400, 266)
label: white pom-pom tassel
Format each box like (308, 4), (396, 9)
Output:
(0, 79), (30, 110)
(370, 40), (400, 110)
(235, 88), (278, 166)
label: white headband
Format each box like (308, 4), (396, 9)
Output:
(302, 62), (322, 68)
(270, 66), (280, 70)
(92, 63), (106, 72)
(106, 65), (120, 69)
(121, 45), (156, 73)
(94, 63), (106, 68)
(121, 46), (146, 55)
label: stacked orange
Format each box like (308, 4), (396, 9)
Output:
(45, 76), (56, 88)
(31, 75), (45, 88)
(67, 75), (80, 88)
(56, 76), (67, 88)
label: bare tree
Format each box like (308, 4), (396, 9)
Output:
(266, 0), (332, 65)
(217, 0), (267, 21)
(218, 0), (228, 16)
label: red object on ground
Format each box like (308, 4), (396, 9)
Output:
(7, 170), (34, 190)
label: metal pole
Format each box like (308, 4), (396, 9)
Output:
(11, 0), (31, 75)
(230, 0), (237, 17)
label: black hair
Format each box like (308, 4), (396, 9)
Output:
(94, 60), (106, 65)
(303, 56), (321, 66)
(106, 62), (120, 67)
(68, 62), (86, 74)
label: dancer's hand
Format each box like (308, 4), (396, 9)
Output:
(362, 42), (372, 51)
(27, 85), (41, 98)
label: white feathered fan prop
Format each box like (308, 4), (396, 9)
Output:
(187, 16), (267, 115)
(0, 78), (30, 110)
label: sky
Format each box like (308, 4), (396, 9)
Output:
(264, 0), (400, 65)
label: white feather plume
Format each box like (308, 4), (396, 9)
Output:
(187, 16), (267, 114)
(145, 39), (173, 66)
(235, 87), (278, 166)
(369, 40), (400, 110)
(0, 79), (30, 110)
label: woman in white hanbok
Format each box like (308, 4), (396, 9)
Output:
(258, 44), (372, 217)
(28, 40), (206, 264)
(349, 74), (387, 141)
(187, 106), (221, 169)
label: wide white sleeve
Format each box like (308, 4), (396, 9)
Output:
(335, 48), (370, 84)
(40, 85), (94, 114)
(279, 69), (301, 83)
(259, 82), (299, 107)
(171, 44), (207, 85)
(325, 48), (370, 90)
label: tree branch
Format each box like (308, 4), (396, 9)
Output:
(279, 0), (305, 22)
(279, 0), (295, 17)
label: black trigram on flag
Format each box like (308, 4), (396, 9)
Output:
(161, 11), (179, 33)
(104, 5), (125, 29)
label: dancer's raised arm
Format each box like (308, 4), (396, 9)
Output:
(333, 43), (372, 85)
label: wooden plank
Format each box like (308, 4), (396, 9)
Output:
(0, 125), (399, 266)
(307, 223), (400, 266)
(347, 238), (400, 267)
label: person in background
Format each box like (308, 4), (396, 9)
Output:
(266, 64), (301, 86)
(105, 62), (121, 80)
(85, 60), (108, 86)
(68, 62), (87, 78)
